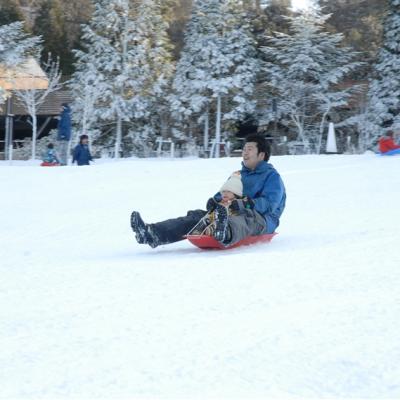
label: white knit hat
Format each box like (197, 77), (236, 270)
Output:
(220, 173), (243, 197)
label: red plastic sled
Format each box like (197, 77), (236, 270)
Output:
(40, 162), (60, 167)
(186, 233), (277, 250)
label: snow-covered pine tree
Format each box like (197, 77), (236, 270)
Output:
(363, 0), (400, 150)
(261, 10), (361, 153)
(33, 0), (72, 73)
(71, 0), (174, 158)
(69, 45), (104, 147)
(129, 0), (175, 146)
(0, 21), (41, 104)
(0, 0), (24, 26)
(171, 0), (259, 157)
(87, 0), (149, 158)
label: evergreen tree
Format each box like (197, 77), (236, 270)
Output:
(62, 0), (93, 48)
(71, 0), (174, 157)
(167, 0), (193, 59)
(0, 0), (24, 25)
(68, 52), (103, 146)
(317, 0), (385, 79)
(261, 9), (361, 153)
(33, 0), (71, 73)
(364, 0), (400, 148)
(131, 0), (175, 146)
(263, 0), (292, 33)
(171, 0), (259, 157)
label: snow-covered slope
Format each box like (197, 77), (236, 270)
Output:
(1, 154), (399, 398)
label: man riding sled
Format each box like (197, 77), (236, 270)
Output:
(130, 134), (286, 248)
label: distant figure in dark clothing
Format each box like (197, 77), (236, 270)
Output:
(57, 103), (72, 165)
(72, 134), (93, 166)
(378, 130), (400, 153)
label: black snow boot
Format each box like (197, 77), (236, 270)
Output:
(130, 211), (159, 248)
(213, 204), (229, 243)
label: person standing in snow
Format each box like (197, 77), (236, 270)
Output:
(130, 133), (286, 248)
(57, 103), (72, 165)
(72, 134), (93, 166)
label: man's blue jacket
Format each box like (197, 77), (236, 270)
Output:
(241, 161), (286, 233)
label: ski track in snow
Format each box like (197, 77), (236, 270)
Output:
(1, 154), (400, 398)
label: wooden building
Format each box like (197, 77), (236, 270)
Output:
(0, 58), (73, 158)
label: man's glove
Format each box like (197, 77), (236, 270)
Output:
(206, 193), (222, 212)
(229, 198), (255, 213)
(206, 197), (218, 212)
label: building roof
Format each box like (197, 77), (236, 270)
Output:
(0, 58), (49, 90)
(0, 58), (72, 116)
(0, 89), (73, 116)
(0, 58), (74, 116)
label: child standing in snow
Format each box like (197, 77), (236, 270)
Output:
(41, 143), (60, 165)
(72, 134), (93, 166)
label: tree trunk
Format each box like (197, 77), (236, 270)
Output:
(292, 115), (309, 154)
(215, 95), (221, 158)
(5, 96), (13, 161)
(317, 109), (330, 155)
(115, 116), (122, 159)
(203, 106), (209, 156)
(31, 114), (37, 160)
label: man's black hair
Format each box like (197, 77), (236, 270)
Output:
(47, 143), (54, 149)
(244, 134), (271, 161)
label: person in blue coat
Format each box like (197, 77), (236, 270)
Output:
(130, 133), (286, 248)
(57, 103), (72, 165)
(72, 134), (93, 166)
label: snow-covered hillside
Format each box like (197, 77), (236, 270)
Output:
(1, 154), (399, 398)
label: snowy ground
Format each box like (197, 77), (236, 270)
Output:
(1, 154), (400, 399)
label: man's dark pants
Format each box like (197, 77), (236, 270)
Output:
(149, 209), (267, 246)
(149, 210), (207, 244)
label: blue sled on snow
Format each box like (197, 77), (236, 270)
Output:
(378, 149), (400, 156)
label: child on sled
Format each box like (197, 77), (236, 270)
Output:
(41, 143), (60, 166)
(189, 172), (266, 244)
